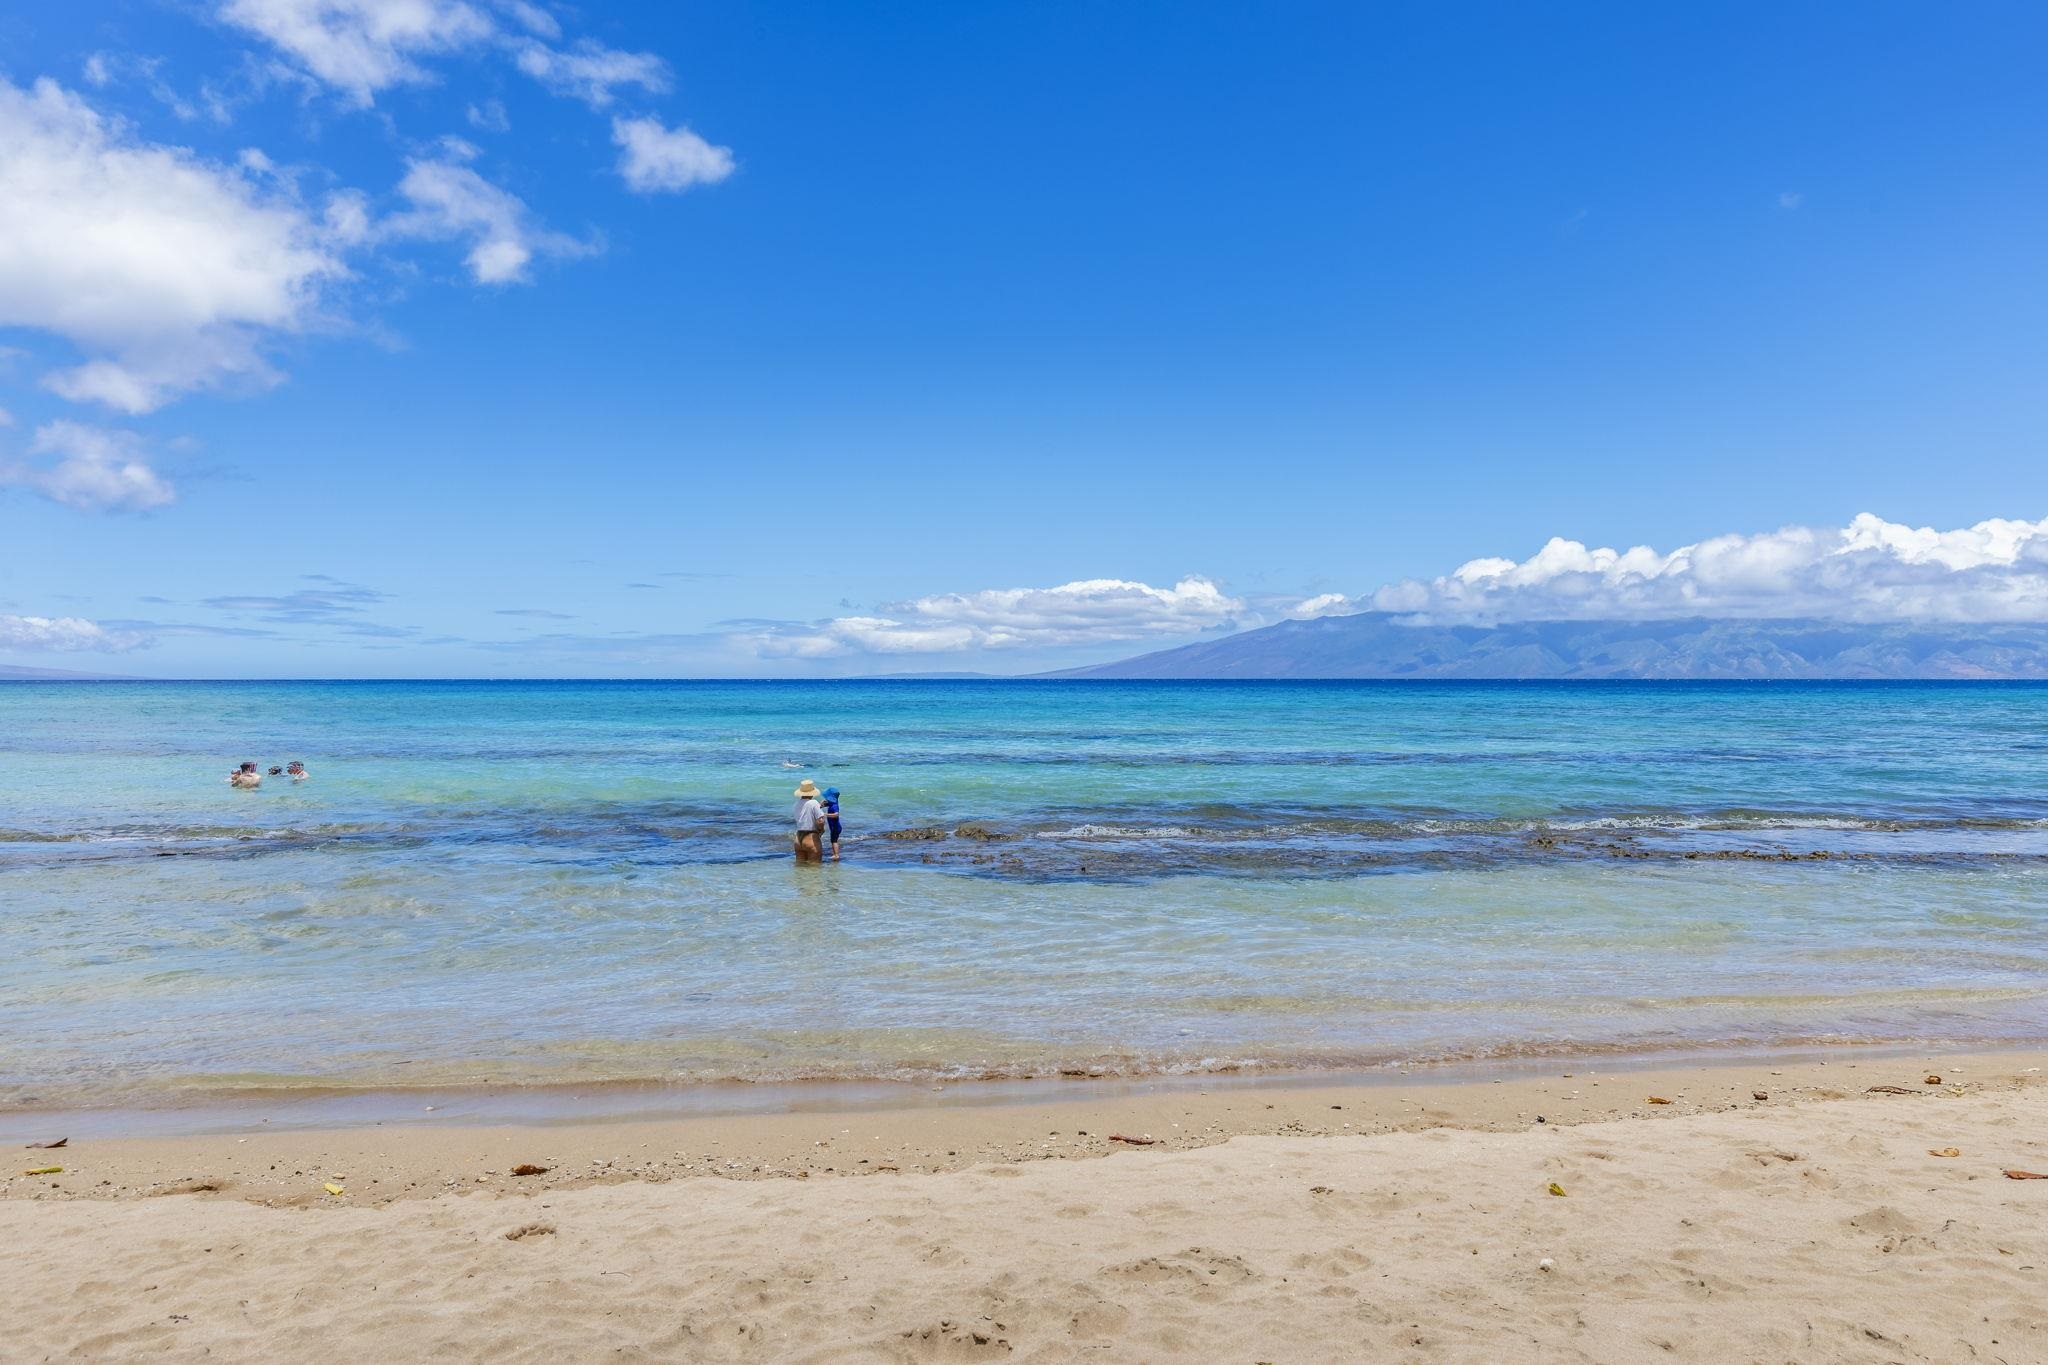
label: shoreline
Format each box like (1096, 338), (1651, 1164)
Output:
(5, 1036), (2043, 1142)
(9, 1045), (2043, 1206)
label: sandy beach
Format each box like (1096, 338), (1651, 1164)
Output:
(9, 1049), (2047, 1361)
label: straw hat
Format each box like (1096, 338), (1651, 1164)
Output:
(794, 779), (821, 798)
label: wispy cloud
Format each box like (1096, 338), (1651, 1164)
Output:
(516, 39), (668, 110)
(216, 0), (496, 108)
(386, 154), (597, 284)
(465, 97), (508, 132)
(752, 576), (1246, 659)
(1, 421), (175, 512)
(495, 607), (575, 619)
(204, 577), (388, 621)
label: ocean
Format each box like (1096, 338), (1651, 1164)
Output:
(4, 679), (2047, 1112)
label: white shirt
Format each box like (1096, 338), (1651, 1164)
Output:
(794, 798), (824, 831)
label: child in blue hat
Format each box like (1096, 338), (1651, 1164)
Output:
(822, 788), (843, 861)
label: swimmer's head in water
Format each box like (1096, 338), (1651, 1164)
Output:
(239, 762), (257, 772)
(286, 761), (305, 773)
(268, 766), (283, 776)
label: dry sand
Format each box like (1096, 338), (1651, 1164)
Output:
(7, 1051), (2048, 1362)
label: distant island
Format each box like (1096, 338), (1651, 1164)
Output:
(1050, 613), (2048, 680)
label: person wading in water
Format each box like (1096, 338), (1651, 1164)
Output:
(792, 779), (827, 862)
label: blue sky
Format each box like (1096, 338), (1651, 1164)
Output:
(3, 2), (2046, 677)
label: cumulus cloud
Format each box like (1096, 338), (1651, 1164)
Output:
(217, 0), (495, 107)
(0, 614), (144, 651)
(1372, 514), (2048, 624)
(516, 40), (668, 109)
(755, 577), (1245, 658)
(1287, 592), (1358, 619)
(388, 156), (594, 283)
(612, 115), (734, 194)
(0, 77), (350, 413)
(1, 421), (175, 512)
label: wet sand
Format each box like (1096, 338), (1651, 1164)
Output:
(7, 1049), (2048, 1360)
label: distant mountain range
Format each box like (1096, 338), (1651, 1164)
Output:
(1051, 614), (2048, 680)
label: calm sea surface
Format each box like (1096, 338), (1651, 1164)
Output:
(4, 680), (2047, 1108)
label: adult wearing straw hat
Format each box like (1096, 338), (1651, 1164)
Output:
(792, 779), (827, 862)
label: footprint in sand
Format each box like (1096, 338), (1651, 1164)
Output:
(889, 1320), (1013, 1360)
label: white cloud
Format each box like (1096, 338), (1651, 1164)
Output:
(465, 97), (509, 132)
(0, 406), (13, 427)
(0, 614), (143, 652)
(1, 421), (176, 512)
(1372, 514), (2048, 624)
(516, 39), (668, 109)
(0, 77), (349, 413)
(499, 0), (558, 38)
(611, 115), (734, 193)
(756, 577), (1245, 658)
(1778, 191), (1804, 210)
(217, 0), (495, 107)
(388, 156), (593, 283)
(1287, 593), (1357, 619)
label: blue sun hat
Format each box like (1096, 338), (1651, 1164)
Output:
(823, 788), (839, 800)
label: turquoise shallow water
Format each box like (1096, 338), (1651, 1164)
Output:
(3, 680), (2047, 1105)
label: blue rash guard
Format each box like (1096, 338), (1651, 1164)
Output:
(822, 798), (841, 841)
